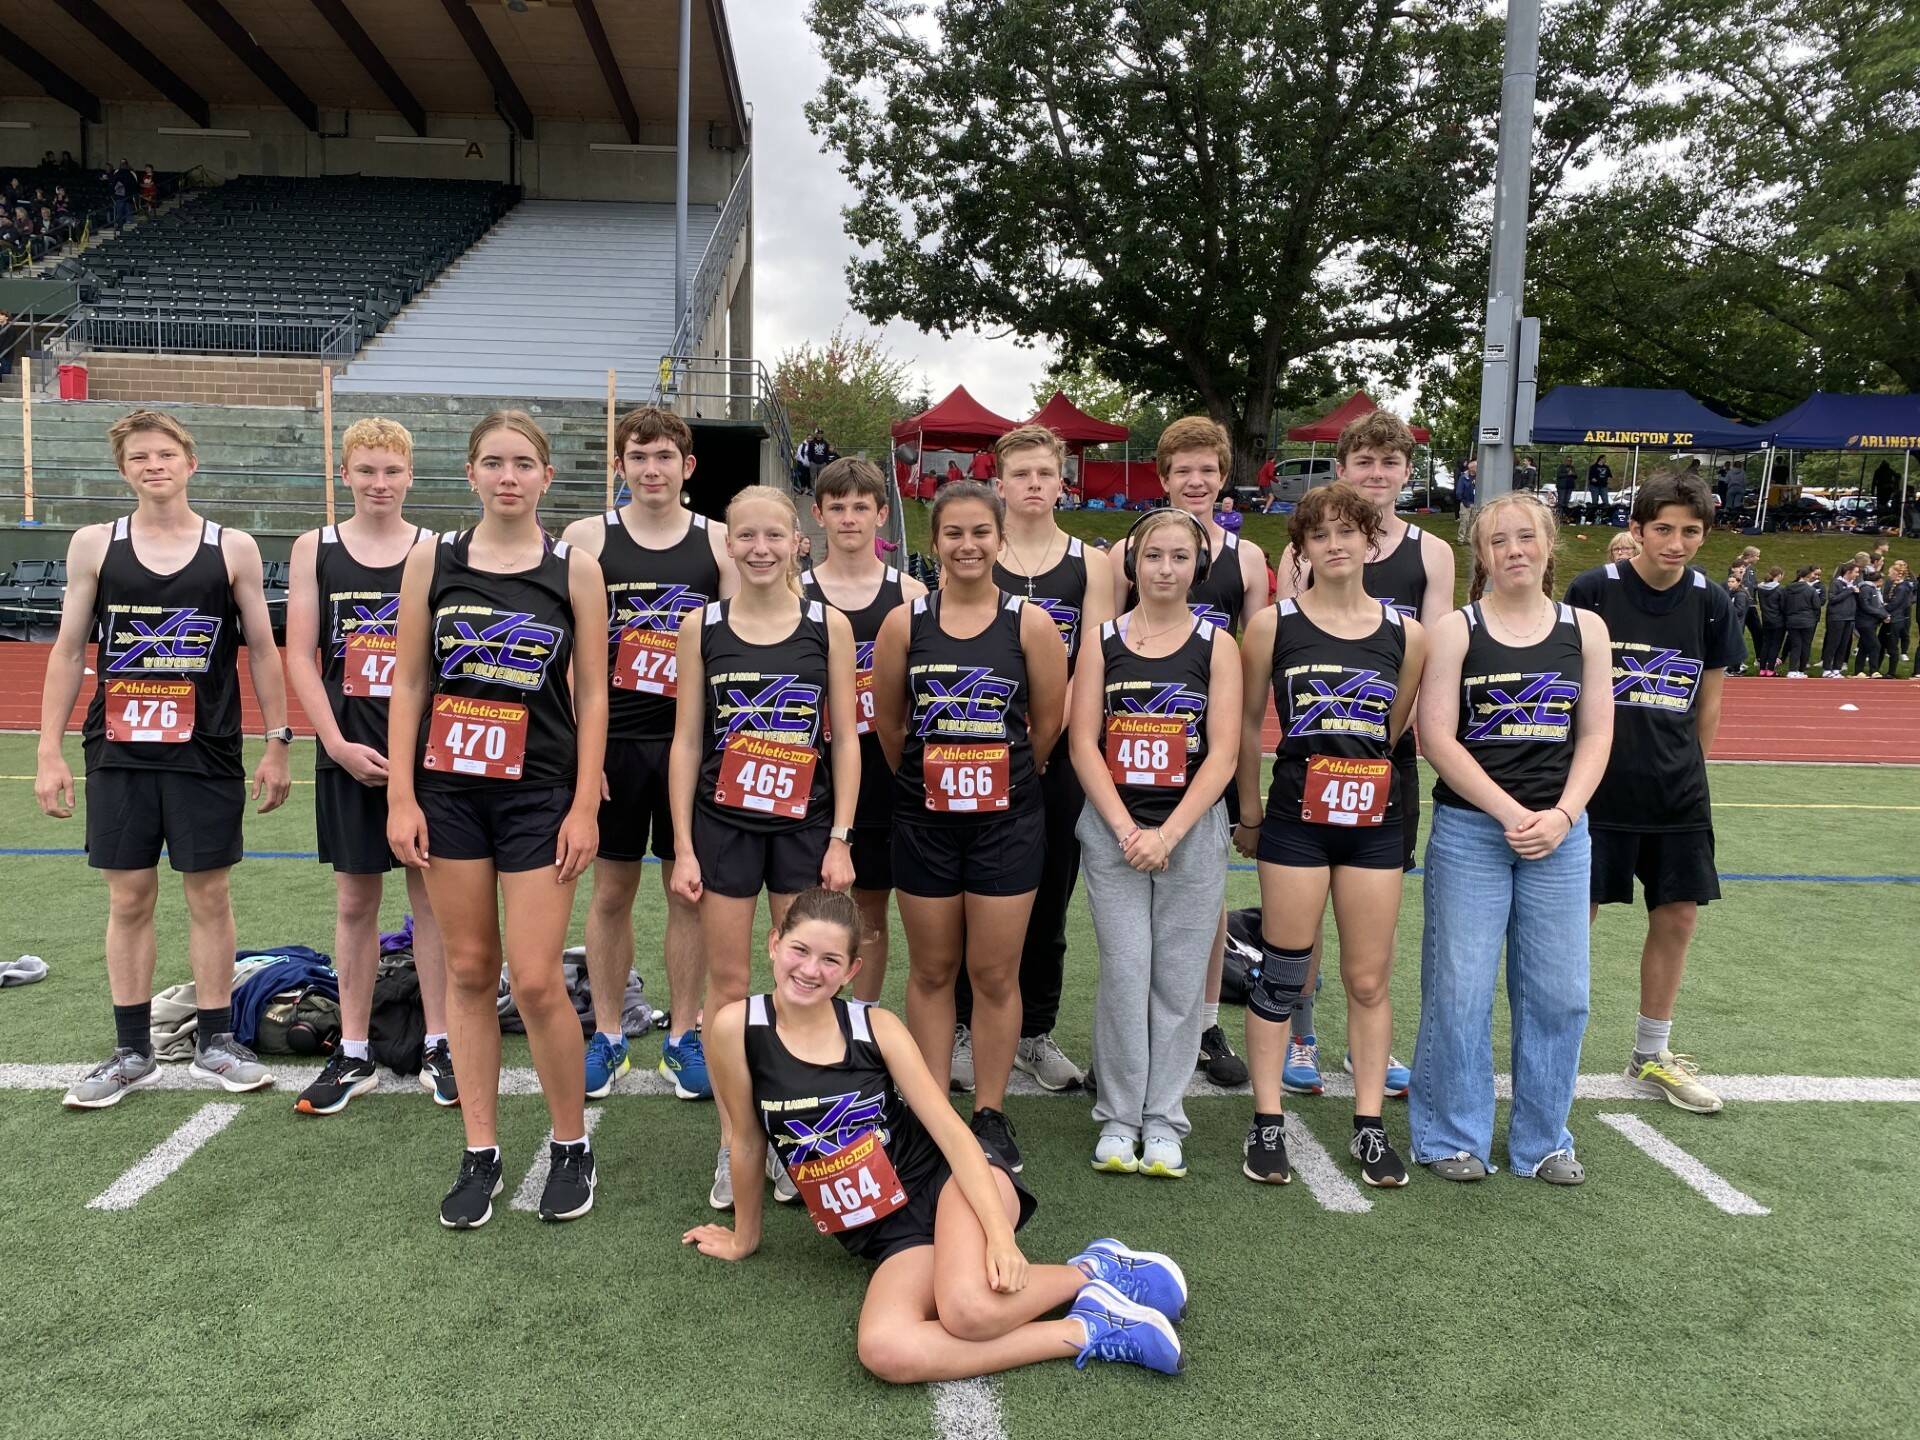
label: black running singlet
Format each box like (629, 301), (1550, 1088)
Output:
(1097, 615), (1217, 827)
(801, 566), (905, 829)
(1432, 602), (1584, 815)
(418, 529), (578, 791)
(897, 590), (1037, 824)
(1266, 597), (1407, 823)
(744, 994), (942, 1257)
(1133, 526), (1249, 634)
(599, 509), (721, 741)
(1307, 521), (1429, 764)
(313, 524), (435, 769)
(83, 516), (243, 778)
(696, 598), (833, 831)
(995, 535), (1090, 666)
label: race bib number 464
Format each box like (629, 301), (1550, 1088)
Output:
(1300, 755), (1391, 827)
(787, 1130), (908, 1234)
(105, 678), (194, 743)
(423, 694), (528, 780)
(924, 743), (1009, 813)
(342, 632), (398, 698)
(614, 627), (678, 696)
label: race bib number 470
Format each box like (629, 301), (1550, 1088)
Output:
(423, 694), (528, 780)
(105, 678), (194, 743)
(787, 1130), (908, 1235)
(1300, 755), (1391, 827)
(613, 627), (678, 696)
(924, 743), (1010, 812)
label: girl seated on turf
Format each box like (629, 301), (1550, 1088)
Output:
(682, 887), (1189, 1382)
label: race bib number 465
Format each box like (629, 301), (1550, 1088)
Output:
(423, 694), (528, 779)
(614, 627), (678, 696)
(1105, 714), (1187, 788)
(787, 1130), (908, 1234)
(714, 734), (816, 820)
(105, 678), (194, 744)
(924, 743), (1010, 812)
(1300, 755), (1391, 827)
(342, 632), (398, 699)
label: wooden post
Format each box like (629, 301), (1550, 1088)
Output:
(20, 357), (33, 526)
(321, 364), (335, 526)
(606, 368), (617, 509)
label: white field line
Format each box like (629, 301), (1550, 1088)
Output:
(1284, 1114), (1373, 1214)
(930, 1378), (1009, 1440)
(510, 1107), (607, 1211)
(86, 1101), (244, 1211)
(1595, 1112), (1771, 1216)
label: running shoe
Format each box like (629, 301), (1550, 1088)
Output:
(970, 1106), (1022, 1173)
(189, 1033), (273, 1093)
(1787, 671), (1807, 678)
(1091, 1133), (1139, 1174)
(1072, 1239), (1189, 1321)
(950, 1024), (975, 1093)
(1350, 1123), (1410, 1187)
(440, 1148), (504, 1229)
(1531, 1149), (1586, 1186)
(1343, 1050), (1412, 1099)
(1283, 1034), (1324, 1095)
(659, 1029), (711, 1100)
(62, 1047), (160, 1110)
(1242, 1114), (1291, 1184)
(1069, 1280), (1184, 1374)
(420, 1038), (459, 1107)
(1014, 1032), (1085, 1091)
(709, 1145), (733, 1210)
(1625, 1049), (1724, 1114)
(294, 1051), (378, 1116)
(1138, 1134), (1188, 1180)
(585, 1032), (630, 1100)
(538, 1141), (596, 1221)
(768, 1147), (799, 1204)
(1196, 1024), (1248, 1087)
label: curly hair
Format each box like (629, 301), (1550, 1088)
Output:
(1286, 482), (1383, 587)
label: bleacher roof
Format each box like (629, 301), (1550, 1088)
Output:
(0, 0), (745, 142)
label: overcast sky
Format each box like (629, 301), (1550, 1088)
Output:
(729, 0), (1053, 418)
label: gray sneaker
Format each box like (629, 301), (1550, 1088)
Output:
(950, 1025), (976, 1093)
(1015, 1032), (1085, 1091)
(188, 1033), (273, 1093)
(767, 1146), (799, 1204)
(1531, 1149), (1586, 1186)
(709, 1145), (733, 1210)
(63, 1047), (161, 1110)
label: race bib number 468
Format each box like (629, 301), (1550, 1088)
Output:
(105, 678), (194, 744)
(1300, 755), (1391, 827)
(1105, 714), (1187, 788)
(423, 694), (528, 779)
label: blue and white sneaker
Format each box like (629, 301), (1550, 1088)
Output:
(1070, 1279), (1184, 1374)
(1283, 1034), (1324, 1095)
(1072, 1238), (1189, 1321)
(660, 1029), (712, 1100)
(584, 1032), (630, 1101)
(1344, 1051), (1411, 1099)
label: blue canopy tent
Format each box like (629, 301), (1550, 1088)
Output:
(1531, 385), (1762, 496)
(1753, 392), (1920, 532)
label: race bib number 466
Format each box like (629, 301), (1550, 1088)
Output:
(787, 1130), (908, 1234)
(105, 678), (194, 744)
(342, 632), (398, 698)
(1105, 714), (1187, 788)
(614, 627), (678, 696)
(1300, 755), (1391, 827)
(423, 694), (528, 780)
(714, 734), (816, 820)
(924, 743), (1010, 813)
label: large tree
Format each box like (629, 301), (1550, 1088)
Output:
(772, 323), (918, 462)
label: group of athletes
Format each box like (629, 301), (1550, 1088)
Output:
(31, 401), (1741, 1382)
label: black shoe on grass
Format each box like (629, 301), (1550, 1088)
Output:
(538, 1142), (596, 1222)
(1197, 1025), (1249, 1087)
(971, 1106), (1023, 1174)
(294, 1051), (377, 1116)
(1350, 1124), (1410, 1188)
(1243, 1114), (1292, 1184)
(440, 1148), (504, 1230)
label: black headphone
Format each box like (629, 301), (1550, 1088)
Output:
(1122, 507), (1213, 585)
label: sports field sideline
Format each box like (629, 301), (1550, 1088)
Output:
(1, 732), (1916, 1439)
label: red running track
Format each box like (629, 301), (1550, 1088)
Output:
(0, 645), (1915, 765)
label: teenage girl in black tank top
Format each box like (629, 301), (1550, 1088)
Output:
(386, 410), (609, 1230)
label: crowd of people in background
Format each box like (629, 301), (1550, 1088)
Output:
(0, 160), (166, 270)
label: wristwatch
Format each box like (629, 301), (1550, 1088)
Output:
(265, 726), (295, 745)
(829, 826), (853, 844)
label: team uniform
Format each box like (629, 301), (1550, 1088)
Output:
(1564, 562), (1732, 909)
(415, 529), (578, 872)
(312, 524), (435, 871)
(744, 993), (1033, 1263)
(894, 591), (1043, 898)
(691, 598), (835, 898)
(83, 516), (245, 872)
(598, 510), (720, 861)
(801, 567), (904, 890)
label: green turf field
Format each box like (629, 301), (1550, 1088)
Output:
(1, 734), (1917, 1439)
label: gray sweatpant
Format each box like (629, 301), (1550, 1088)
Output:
(1079, 802), (1229, 1141)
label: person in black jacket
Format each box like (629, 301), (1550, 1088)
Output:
(1881, 561), (1913, 678)
(1725, 572), (1753, 673)
(1781, 566), (1821, 677)
(1821, 563), (1860, 676)
(1754, 566), (1787, 675)
(1851, 574), (1889, 676)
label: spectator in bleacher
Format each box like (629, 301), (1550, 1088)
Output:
(139, 167), (159, 217)
(107, 161), (136, 228)
(39, 151), (56, 168)
(0, 310), (13, 381)
(58, 151), (78, 173)
(801, 427), (832, 489)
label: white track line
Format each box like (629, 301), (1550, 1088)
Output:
(930, 1378), (1009, 1440)
(1284, 1114), (1373, 1214)
(510, 1107), (607, 1211)
(86, 1102), (244, 1211)
(1595, 1113), (1770, 1216)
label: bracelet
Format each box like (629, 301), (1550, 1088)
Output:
(1553, 805), (1575, 827)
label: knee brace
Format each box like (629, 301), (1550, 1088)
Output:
(1247, 943), (1313, 1024)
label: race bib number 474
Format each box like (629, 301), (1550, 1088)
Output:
(1300, 755), (1391, 827)
(614, 627), (678, 696)
(342, 632), (398, 699)
(105, 678), (194, 743)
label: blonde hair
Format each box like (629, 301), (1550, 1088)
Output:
(1155, 416), (1231, 478)
(994, 424), (1067, 472)
(340, 417), (414, 467)
(108, 408), (196, 467)
(726, 485), (804, 595)
(1465, 491), (1559, 601)
(467, 409), (551, 469)
(1607, 531), (1639, 560)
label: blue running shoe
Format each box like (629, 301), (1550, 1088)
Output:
(1073, 1238), (1189, 1321)
(1283, 1034), (1324, 1095)
(660, 1030), (712, 1100)
(1343, 1051), (1411, 1099)
(584, 1033), (630, 1101)
(1070, 1279), (1184, 1374)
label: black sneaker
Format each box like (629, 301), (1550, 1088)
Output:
(1243, 1113), (1292, 1184)
(440, 1148), (504, 1229)
(1198, 1025), (1249, 1087)
(420, 1038), (459, 1108)
(1350, 1124), (1410, 1188)
(538, 1141), (596, 1222)
(971, 1106), (1023, 1174)
(293, 1051), (377, 1116)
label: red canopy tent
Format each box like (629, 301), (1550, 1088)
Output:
(1286, 392), (1430, 444)
(1025, 391), (1131, 445)
(892, 386), (1023, 499)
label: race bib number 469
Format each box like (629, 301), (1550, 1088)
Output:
(342, 632), (398, 699)
(613, 627), (678, 696)
(1105, 714), (1187, 788)
(423, 694), (528, 780)
(105, 678), (194, 744)
(787, 1130), (908, 1234)
(1300, 755), (1391, 827)
(924, 743), (1010, 812)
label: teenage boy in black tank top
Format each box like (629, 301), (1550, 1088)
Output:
(1564, 472), (1735, 1116)
(283, 418), (453, 1115)
(1274, 409), (1455, 1098)
(562, 407), (737, 1102)
(36, 409), (294, 1109)
(802, 457), (928, 1001)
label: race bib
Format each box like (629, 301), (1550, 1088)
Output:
(341, 632), (397, 699)
(1300, 755), (1391, 827)
(787, 1130), (908, 1235)
(613, 627), (678, 696)
(423, 694), (528, 780)
(104, 678), (194, 744)
(1105, 714), (1187, 788)
(714, 734), (816, 820)
(924, 742), (1009, 813)
(854, 667), (876, 736)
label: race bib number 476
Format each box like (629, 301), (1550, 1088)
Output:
(105, 678), (194, 743)
(342, 632), (398, 698)
(1300, 755), (1391, 827)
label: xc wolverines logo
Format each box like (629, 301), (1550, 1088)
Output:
(1114, 682), (1208, 751)
(774, 1091), (890, 1164)
(613, 582), (704, 635)
(1190, 602), (1231, 629)
(435, 610), (564, 690)
(1464, 673), (1580, 742)
(103, 607), (222, 674)
(1031, 595), (1081, 651)
(330, 595), (400, 658)
(713, 671), (822, 746)
(1613, 646), (1703, 712)
(1287, 667), (1397, 739)
(912, 666), (1017, 737)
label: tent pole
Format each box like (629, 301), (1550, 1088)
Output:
(1756, 448), (1774, 533)
(1901, 451), (1911, 536)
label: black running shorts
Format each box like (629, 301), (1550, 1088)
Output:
(845, 1153), (1036, 1265)
(1257, 812), (1405, 871)
(893, 810), (1045, 900)
(850, 824), (893, 892)
(598, 737), (676, 863)
(691, 809), (831, 899)
(419, 784), (575, 873)
(85, 768), (245, 873)
(1590, 826), (1721, 910)
(315, 765), (396, 874)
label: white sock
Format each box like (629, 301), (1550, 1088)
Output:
(466, 1145), (500, 1161)
(424, 1032), (447, 1049)
(1634, 1015), (1673, 1059)
(1202, 1002), (1220, 1029)
(340, 1039), (370, 1061)
(554, 1135), (590, 1152)
(597, 1029), (623, 1042)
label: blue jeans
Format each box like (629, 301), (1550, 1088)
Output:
(1410, 804), (1590, 1175)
